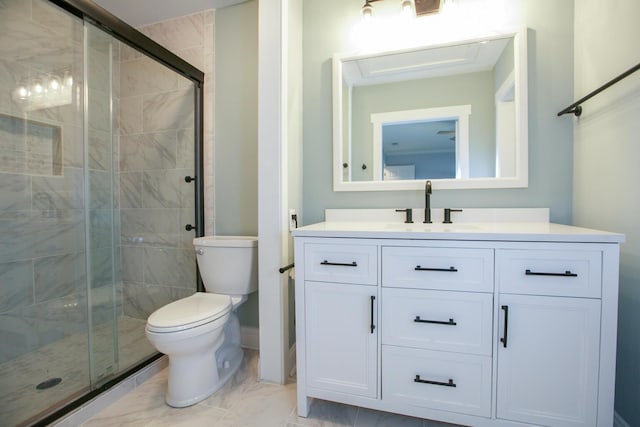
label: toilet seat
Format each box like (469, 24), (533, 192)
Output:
(147, 293), (231, 333)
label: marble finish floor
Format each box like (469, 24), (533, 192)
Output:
(1, 316), (153, 427)
(84, 351), (463, 427)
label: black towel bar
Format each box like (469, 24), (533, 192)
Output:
(558, 62), (640, 117)
(279, 263), (294, 274)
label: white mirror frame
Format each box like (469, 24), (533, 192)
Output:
(332, 28), (528, 191)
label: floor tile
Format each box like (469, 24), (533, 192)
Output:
(355, 407), (424, 427)
(84, 350), (465, 427)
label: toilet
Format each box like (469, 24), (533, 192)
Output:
(145, 236), (258, 407)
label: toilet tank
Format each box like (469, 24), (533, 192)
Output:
(193, 236), (258, 295)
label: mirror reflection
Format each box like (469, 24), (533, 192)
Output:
(383, 119), (458, 180)
(333, 29), (528, 191)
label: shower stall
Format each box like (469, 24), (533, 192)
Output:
(0, 1), (204, 425)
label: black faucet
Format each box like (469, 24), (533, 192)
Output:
(395, 208), (413, 223)
(423, 180), (432, 223)
(443, 208), (463, 224)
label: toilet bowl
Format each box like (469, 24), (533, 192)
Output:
(145, 236), (258, 407)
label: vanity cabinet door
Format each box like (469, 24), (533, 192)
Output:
(304, 281), (378, 398)
(497, 294), (601, 427)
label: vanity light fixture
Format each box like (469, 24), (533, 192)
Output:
(414, 0), (441, 16)
(361, 0), (380, 19)
(362, 0), (422, 18)
(11, 69), (73, 111)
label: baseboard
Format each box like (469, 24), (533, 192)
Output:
(614, 411), (630, 427)
(241, 326), (260, 350)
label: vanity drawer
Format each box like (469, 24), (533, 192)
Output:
(497, 249), (602, 298)
(382, 247), (493, 292)
(304, 243), (377, 285)
(382, 288), (493, 356)
(382, 346), (491, 417)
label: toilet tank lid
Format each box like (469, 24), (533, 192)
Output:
(193, 236), (258, 247)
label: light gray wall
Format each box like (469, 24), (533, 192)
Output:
(572, 1), (640, 425)
(214, 0), (259, 326)
(302, 0), (574, 225)
(494, 37), (515, 91)
(214, 0), (258, 236)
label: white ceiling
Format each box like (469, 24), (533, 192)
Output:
(93, 0), (247, 27)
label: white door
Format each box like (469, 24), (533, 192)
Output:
(305, 281), (378, 397)
(497, 294), (601, 427)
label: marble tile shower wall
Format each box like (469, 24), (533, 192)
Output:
(117, 11), (215, 320)
(0, 0), (118, 364)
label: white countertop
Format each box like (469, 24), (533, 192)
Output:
(291, 221), (625, 243)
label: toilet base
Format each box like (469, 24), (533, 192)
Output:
(164, 311), (244, 408)
(166, 348), (244, 408)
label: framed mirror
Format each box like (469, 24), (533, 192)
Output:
(333, 28), (528, 191)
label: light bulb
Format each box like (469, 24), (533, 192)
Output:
(49, 77), (61, 91)
(401, 0), (413, 13)
(33, 80), (44, 95)
(63, 72), (73, 88)
(362, 1), (374, 19)
(12, 85), (29, 101)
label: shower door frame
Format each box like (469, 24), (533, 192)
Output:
(34, 1), (206, 424)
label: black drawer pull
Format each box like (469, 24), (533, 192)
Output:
(414, 375), (457, 388)
(415, 265), (458, 272)
(320, 260), (358, 267)
(414, 316), (456, 326)
(525, 269), (577, 277)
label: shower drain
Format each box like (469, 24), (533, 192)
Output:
(36, 377), (62, 390)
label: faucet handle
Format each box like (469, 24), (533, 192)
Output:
(443, 208), (463, 224)
(395, 208), (414, 223)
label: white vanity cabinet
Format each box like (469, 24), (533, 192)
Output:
(304, 281), (378, 398)
(496, 294), (600, 426)
(293, 224), (622, 427)
(302, 243), (378, 399)
(495, 248), (604, 426)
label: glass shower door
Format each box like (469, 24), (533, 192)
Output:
(0, 0), (200, 423)
(110, 26), (199, 374)
(85, 21), (200, 384)
(0, 1), (90, 425)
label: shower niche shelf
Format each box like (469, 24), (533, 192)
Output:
(0, 113), (62, 177)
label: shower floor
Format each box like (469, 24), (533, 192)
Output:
(0, 316), (154, 427)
